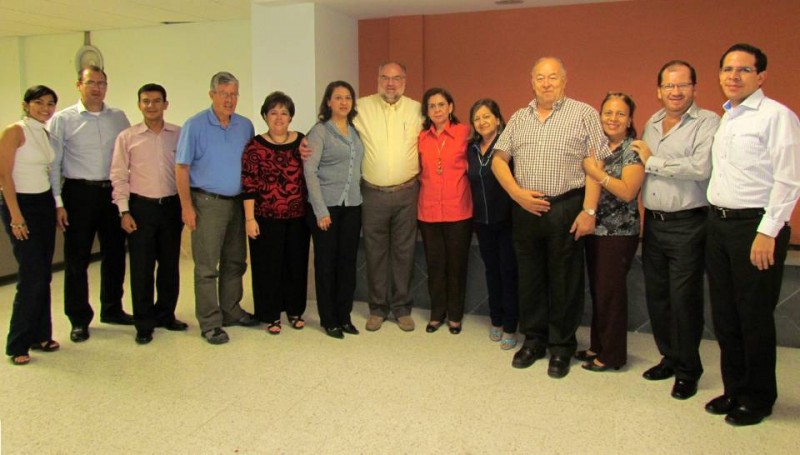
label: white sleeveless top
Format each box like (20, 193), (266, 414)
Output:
(13, 117), (55, 194)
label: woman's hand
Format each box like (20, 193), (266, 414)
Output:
(317, 216), (332, 231)
(9, 216), (29, 241)
(582, 149), (606, 182)
(630, 140), (652, 164)
(246, 219), (260, 239)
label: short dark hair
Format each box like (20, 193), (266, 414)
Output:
(78, 65), (107, 82)
(657, 60), (697, 86)
(600, 92), (638, 139)
(260, 91), (295, 118)
(24, 85), (58, 104)
(720, 43), (767, 73)
(468, 98), (506, 143)
(137, 83), (167, 102)
(421, 87), (460, 130)
(317, 80), (358, 124)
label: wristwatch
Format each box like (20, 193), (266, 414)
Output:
(583, 207), (596, 217)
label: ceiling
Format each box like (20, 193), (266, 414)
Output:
(0, 0), (625, 38)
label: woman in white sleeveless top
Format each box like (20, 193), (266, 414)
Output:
(0, 85), (59, 366)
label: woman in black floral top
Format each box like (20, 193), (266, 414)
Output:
(241, 91), (310, 334)
(577, 92), (647, 372)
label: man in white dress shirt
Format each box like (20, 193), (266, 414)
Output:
(704, 43), (800, 426)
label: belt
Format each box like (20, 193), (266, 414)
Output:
(710, 205), (765, 220)
(362, 177), (417, 193)
(540, 187), (584, 204)
(646, 207), (708, 221)
(67, 178), (112, 188)
(190, 187), (238, 200)
(131, 193), (179, 205)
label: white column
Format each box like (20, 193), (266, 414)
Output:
(251, 1), (358, 133)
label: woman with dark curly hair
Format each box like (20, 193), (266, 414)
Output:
(241, 91), (309, 335)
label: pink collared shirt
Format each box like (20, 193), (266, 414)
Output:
(110, 122), (181, 212)
(417, 122), (472, 222)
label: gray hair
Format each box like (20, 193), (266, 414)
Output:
(210, 71), (239, 90)
(531, 57), (567, 78)
(377, 61), (407, 76)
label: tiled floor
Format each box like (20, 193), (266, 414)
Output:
(1, 258), (799, 454)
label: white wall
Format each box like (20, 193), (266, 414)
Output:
(314, 4), (359, 107)
(1, 20), (253, 128)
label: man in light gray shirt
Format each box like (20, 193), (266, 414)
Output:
(636, 60), (720, 400)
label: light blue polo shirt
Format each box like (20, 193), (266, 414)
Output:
(176, 107), (255, 196)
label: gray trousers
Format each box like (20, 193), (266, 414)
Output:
(190, 191), (248, 333)
(361, 181), (418, 318)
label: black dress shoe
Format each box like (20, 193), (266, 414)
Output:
(158, 319), (189, 331)
(325, 327), (344, 339)
(705, 395), (737, 415)
(426, 321), (442, 333)
(512, 346), (546, 369)
(547, 355), (571, 379)
(70, 326), (90, 343)
(135, 329), (154, 345)
(100, 312), (135, 325)
(725, 405), (772, 426)
(341, 323), (360, 335)
(574, 350), (597, 362)
(642, 363), (675, 381)
(671, 379), (698, 400)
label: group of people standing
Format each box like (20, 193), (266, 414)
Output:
(1, 42), (797, 428)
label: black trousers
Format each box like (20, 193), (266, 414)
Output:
(127, 195), (183, 331)
(308, 205), (361, 329)
(642, 211), (706, 380)
(475, 220), (519, 333)
(512, 194), (585, 357)
(419, 218), (472, 323)
(586, 234), (639, 368)
(249, 216), (310, 322)
(706, 211), (789, 410)
(62, 179), (127, 326)
(2, 191), (56, 356)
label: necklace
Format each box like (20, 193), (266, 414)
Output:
(435, 138), (447, 175)
(477, 147), (494, 168)
(266, 130), (290, 144)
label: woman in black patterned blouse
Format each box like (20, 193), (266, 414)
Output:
(577, 92), (646, 372)
(241, 91), (310, 335)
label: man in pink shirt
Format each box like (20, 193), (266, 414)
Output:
(110, 83), (187, 345)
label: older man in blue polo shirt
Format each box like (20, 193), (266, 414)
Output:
(176, 71), (258, 345)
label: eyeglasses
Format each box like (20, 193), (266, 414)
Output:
(659, 83), (693, 91)
(82, 80), (108, 88)
(214, 91), (239, 100)
(379, 75), (405, 83)
(721, 66), (756, 75)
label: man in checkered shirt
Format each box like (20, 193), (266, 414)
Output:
(492, 57), (610, 379)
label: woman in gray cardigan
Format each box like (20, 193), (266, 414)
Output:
(304, 81), (365, 339)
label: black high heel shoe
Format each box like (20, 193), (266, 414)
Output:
(581, 359), (621, 372)
(426, 321), (442, 333)
(574, 350), (596, 361)
(448, 323), (462, 335)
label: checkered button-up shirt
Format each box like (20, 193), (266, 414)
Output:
(495, 97), (610, 196)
